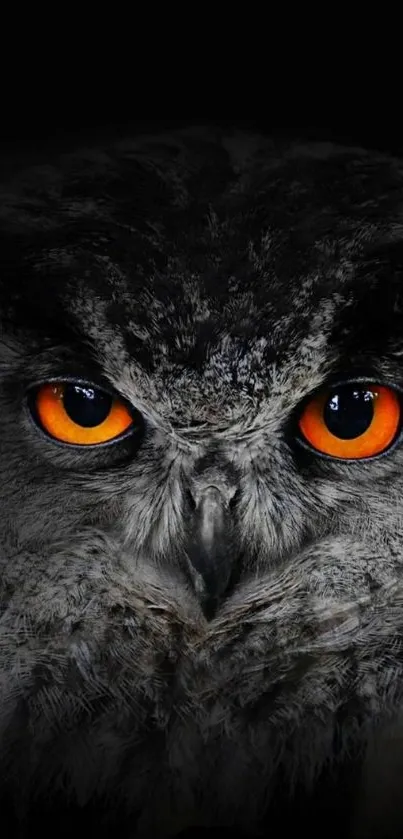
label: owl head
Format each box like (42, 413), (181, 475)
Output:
(1, 129), (403, 836)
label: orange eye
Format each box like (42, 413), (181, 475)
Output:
(33, 382), (134, 445)
(298, 383), (401, 459)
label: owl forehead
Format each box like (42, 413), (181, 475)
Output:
(61, 266), (339, 430)
(64, 249), (403, 431)
(3, 130), (403, 432)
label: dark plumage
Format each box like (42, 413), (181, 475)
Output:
(1, 127), (403, 836)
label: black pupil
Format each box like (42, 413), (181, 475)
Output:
(63, 385), (112, 427)
(324, 386), (375, 439)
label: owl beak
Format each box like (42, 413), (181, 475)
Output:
(187, 484), (237, 619)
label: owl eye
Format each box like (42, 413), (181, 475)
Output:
(298, 383), (401, 459)
(31, 382), (136, 445)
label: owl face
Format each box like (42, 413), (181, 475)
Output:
(2, 130), (403, 834)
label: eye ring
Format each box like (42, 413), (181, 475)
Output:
(27, 379), (143, 448)
(296, 381), (402, 461)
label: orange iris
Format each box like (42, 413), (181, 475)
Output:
(35, 383), (133, 445)
(298, 384), (401, 459)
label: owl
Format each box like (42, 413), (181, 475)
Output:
(2, 126), (403, 838)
